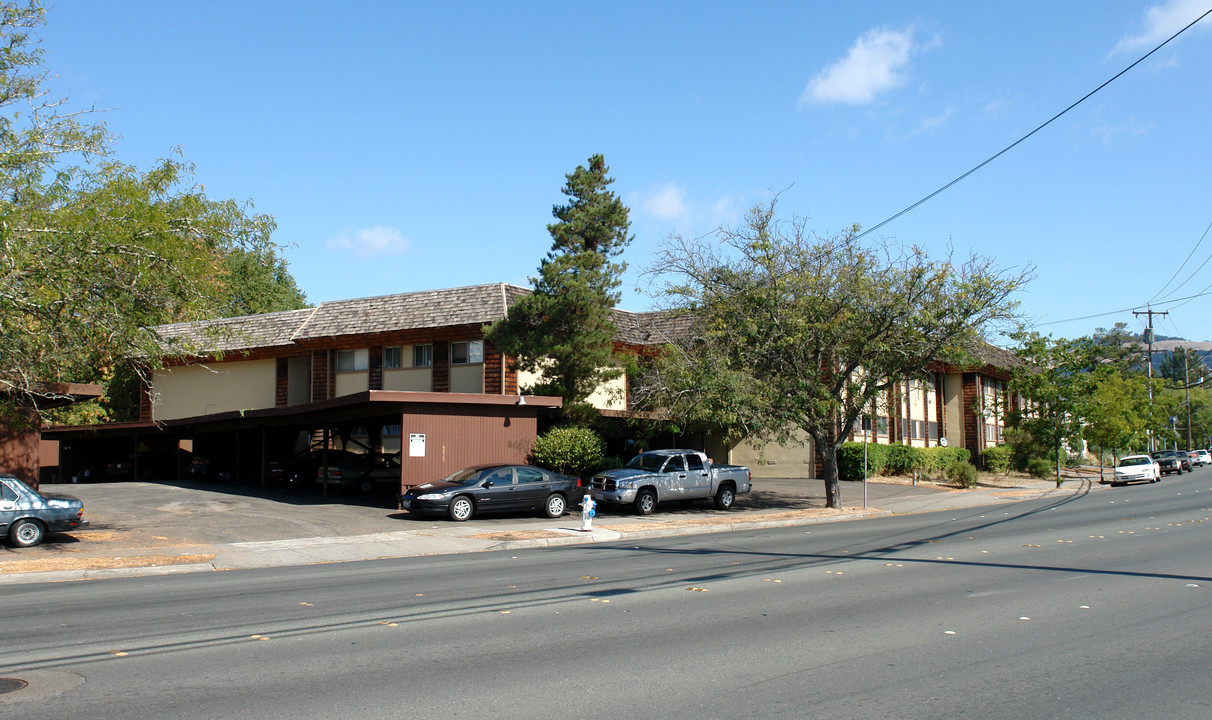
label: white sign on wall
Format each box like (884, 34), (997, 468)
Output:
(409, 433), (426, 457)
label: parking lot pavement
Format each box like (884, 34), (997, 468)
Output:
(0, 475), (1098, 583)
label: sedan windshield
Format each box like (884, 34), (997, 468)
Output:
(1119, 457), (1150, 467)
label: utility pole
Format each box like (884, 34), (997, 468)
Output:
(1185, 351), (1193, 450)
(1134, 306), (1168, 452)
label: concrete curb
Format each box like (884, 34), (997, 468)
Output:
(0, 477), (1102, 584)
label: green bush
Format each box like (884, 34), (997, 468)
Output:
(922, 446), (970, 477)
(838, 442), (888, 480)
(1026, 457), (1054, 480)
(948, 460), (979, 488)
(529, 427), (605, 478)
(885, 444), (926, 476)
(981, 445), (1013, 474)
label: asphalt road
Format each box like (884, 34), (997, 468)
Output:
(3, 469), (1210, 719)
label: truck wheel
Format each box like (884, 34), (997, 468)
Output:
(634, 489), (656, 515)
(448, 496), (475, 522)
(544, 493), (566, 518)
(11, 519), (45, 548)
(714, 485), (736, 511)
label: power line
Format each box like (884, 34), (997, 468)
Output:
(1035, 287), (1212, 328)
(855, 7), (1212, 241)
(1149, 219), (1212, 305)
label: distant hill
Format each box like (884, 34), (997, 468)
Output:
(1150, 339), (1212, 372)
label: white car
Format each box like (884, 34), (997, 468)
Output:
(1196, 450), (1211, 467)
(1108, 455), (1160, 486)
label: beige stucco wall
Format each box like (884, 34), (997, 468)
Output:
(517, 362), (626, 410)
(943, 372), (964, 447)
(450, 365), (484, 394)
(585, 372), (627, 411)
(728, 429), (815, 479)
(335, 372), (369, 397)
(383, 368), (433, 392)
(152, 360), (277, 422)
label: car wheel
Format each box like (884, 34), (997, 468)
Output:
(544, 493), (566, 518)
(714, 485), (736, 511)
(10, 519), (45, 548)
(448, 495), (474, 522)
(634, 489), (656, 516)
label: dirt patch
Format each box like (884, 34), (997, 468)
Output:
(0, 553), (216, 575)
(868, 471), (1045, 491)
(467, 529), (569, 541)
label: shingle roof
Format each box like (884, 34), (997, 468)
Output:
(150, 283), (527, 354)
(612, 309), (698, 345)
(293, 283), (516, 340)
(152, 308), (316, 354)
(150, 283), (1013, 372)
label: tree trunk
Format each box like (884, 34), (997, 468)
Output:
(815, 430), (842, 509)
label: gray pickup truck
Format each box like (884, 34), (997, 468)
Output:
(590, 449), (751, 515)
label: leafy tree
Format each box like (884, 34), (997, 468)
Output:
(634, 199), (1029, 508)
(0, 2), (302, 423)
(1158, 346), (1210, 387)
(1083, 368), (1151, 480)
(1084, 322), (1146, 372)
(1006, 332), (1093, 482)
(485, 154), (632, 426)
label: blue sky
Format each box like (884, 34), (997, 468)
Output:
(39, 1), (1212, 344)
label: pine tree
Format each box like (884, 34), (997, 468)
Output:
(486, 154), (632, 425)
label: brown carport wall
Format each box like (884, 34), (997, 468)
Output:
(42, 390), (561, 493)
(0, 412), (39, 486)
(397, 398), (554, 488)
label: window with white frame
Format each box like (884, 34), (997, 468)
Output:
(383, 346), (402, 370)
(337, 349), (368, 373)
(451, 340), (483, 365)
(413, 344), (433, 368)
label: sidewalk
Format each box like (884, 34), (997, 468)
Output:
(0, 474), (1101, 584)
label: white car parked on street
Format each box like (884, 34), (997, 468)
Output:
(1108, 455), (1160, 486)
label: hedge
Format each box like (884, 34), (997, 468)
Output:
(839, 442), (971, 481)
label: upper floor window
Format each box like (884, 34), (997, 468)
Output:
(451, 340), (483, 365)
(384, 346), (402, 370)
(337, 349), (368, 373)
(414, 344), (433, 368)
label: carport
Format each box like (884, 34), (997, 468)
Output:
(42, 391), (562, 496)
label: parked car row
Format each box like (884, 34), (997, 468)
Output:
(400, 450), (753, 522)
(1110, 448), (1211, 487)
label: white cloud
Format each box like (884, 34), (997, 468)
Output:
(801, 26), (919, 105)
(1113, 0), (1212, 54)
(642, 183), (688, 221)
(913, 105), (956, 135)
(1092, 118), (1156, 143)
(326, 226), (409, 257)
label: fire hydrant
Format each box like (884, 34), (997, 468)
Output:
(580, 493), (596, 532)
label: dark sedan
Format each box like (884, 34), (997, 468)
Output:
(399, 465), (583, 521)
(1, 474), (88, 547)
(1152, 450), (1184, 476)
